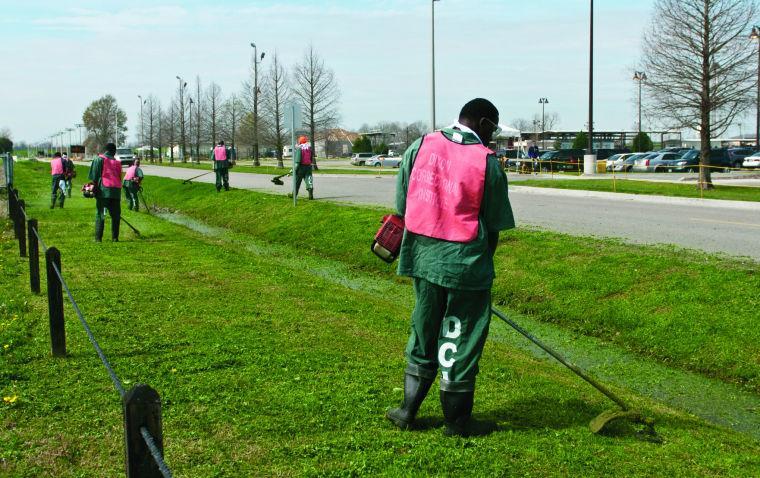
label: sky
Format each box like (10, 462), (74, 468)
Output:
(0, 0), (668, 145)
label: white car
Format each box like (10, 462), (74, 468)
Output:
(115, 148), (136, 166)
(742, 153), (760, 169)
(365, 154), (401, 168)
(350, 152), (374, 166)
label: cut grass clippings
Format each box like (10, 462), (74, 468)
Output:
(518, 178), (760, 202)
(1, 161), (759, 476)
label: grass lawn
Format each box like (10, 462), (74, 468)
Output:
(144, 160), (398, 176)
(1, 162), (759, 476)
(518, 178), (760, 202)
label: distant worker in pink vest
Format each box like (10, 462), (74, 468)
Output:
(210, 140), (230, 192)
(123, 159), (144, 211)
(386, 98), (515, 437)
(88, 143), (123, 242)
(49, 152), (66, 208)
(291, 135), (316, 200)
(62, 152), (75, 198)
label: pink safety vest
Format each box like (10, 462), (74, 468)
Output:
(100, 154), (122, 189)
(214, 146), (227, 161)
(299, 145), (312, 165)
(51, 157), (64, 175)
(405, 132), (490, 242)
(124, 165), (138, 181)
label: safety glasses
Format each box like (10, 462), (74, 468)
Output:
(482, 117), (502, 138)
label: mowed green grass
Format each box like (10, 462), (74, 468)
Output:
(518, 178), (760, 202)
(1, 162), (759, 476)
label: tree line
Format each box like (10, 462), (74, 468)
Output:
(82, 45), (340, 168)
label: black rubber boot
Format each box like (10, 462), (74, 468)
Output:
(308, 189), (314, 200)
(386, 373), (434, 430)
(440, 390), (496, 437)
(50, 197), (56, 209)
(94, 220), (104, 242)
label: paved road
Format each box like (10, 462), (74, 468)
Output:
(142, 164), (760, 261)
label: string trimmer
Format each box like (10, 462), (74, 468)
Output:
(120, 216), (141, 237)
(271, 170), (292, 186)
(182, 171), (212, 184)
(491, 306), (660, 442)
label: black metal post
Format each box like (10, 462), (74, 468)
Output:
(123, 384), (164, 478)
(45, 247), (66, 357)
(9, 188), (18, 237)
(17, 200), (26, 257)
(28, 219), (40, 294)
(756, 39), (759, 149)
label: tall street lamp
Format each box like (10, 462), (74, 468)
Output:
(66, 128), (74, 156)
(138, 94), (146, 150)
(750, 26), (760, 149)
(633, 71), (647, 135)
(431, 0), (440, 131)
(585, 0), (596, 175)
(177, 76), (188, 161)
(539, 97), (549, 145)
(251, 42), (265, 166)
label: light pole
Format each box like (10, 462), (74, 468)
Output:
(633, 71), (647, 136)
(66, 128), (74, 156)
(177, 76), (187, 161)
(431, 0), (440, 131)
(251, 43), (266, 166)
(189, 97), (194, 162)
(539, 97), (549, 146)
(75, 123), (84, 156)
(585, 0), (596, 175)
(750, 26), (760, 149)
(138, 94), (146, 150)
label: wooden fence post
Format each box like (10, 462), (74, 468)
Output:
(45, 247), (66, 357)
(17, 199), (26, 257)
(28, 219), (40, 294)
(123, 384), (164, 478)
(9, 189), (19, 238)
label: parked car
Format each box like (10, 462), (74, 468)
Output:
(365, 154), (402, 168)
(632, 152), (677, 172)
(595, 148), (631, 160)
(613, 152), (649, 172)
(742, 152), (760, 169)
(605, 153), (637, 171)
(666, 149), (700, 172)
(115, 147), (136, 166)
(543, 149), (585, 172)
(350, 152), (375, 166)
(727, 148), (753, 169)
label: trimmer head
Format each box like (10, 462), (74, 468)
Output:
(271, 177), (284, 186)
(590, 409), (661, 443)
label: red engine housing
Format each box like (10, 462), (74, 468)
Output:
(372, 214), (405, 263)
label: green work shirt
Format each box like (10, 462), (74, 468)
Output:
(396, 128), (515, 291)
(88, 154), (122, 199)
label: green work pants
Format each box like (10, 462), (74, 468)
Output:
(51, 175), (65, 208)
(95, 197), (121, 241)
(215, 167), (229, 191)
(295, 164), (313, 195)
(404, 277), (492, 392)
(123, 181), (139, 211)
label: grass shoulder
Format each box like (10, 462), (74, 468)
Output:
(144, 159), (398, 176)
(516, 178), (760, 202)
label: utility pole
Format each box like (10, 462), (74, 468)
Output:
(584, 0), (596, 175)
(66, 128), (74, 156)
(431, 0), (441, 131)
(251, 43), (265, 166)
(751, 26), (760, 149)
(633, 71), (647, 135)
(177, 76), (187, 162)
(539, 97), (549, 147)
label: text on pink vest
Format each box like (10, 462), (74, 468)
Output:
(214, 146), (227, 161)
(405, 132), (489, 242)
(100, 155), (122, 189)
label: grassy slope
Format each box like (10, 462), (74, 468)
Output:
(124, 164), (760, 393)
(1, 162), (759, 476)
(518, 178), (760, 202)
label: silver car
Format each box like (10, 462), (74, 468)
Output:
(365, 154), (402, 168)
(605, 153), (636, 171)
(632, 152), (680, 172)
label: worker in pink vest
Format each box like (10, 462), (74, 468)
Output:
(292, 135), (315, 200)
(123, 159), (144, 211)
(49, 152), (66, 208)
(386, 99), (515, 437)
(87, 143), (123, 242)
(211, 140), (230, 192)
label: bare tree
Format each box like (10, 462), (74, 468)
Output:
(144, 95), (160, 163)
(206, 82), (223, 146)
(511, 118), (533, 134)
(261, 52), (290, 168)
(641, 0), (758, 188)
(221, 94), (242, 149)
(156, 103), (163, 163)
(167, 100), (178, 163)
(292, 45), (341, 162)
